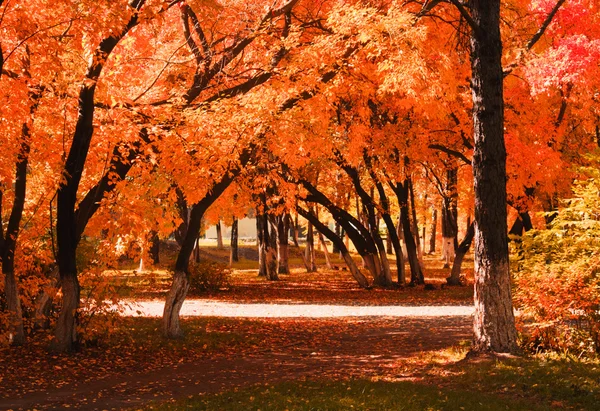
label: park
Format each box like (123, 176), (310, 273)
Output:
(1, 0), (600, 409)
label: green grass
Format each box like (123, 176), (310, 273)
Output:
(148, 351), (600, 411)
(148, 379), (548, 411)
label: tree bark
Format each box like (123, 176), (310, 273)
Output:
(162, 270), (189, 338)
(469, 0), (518, 353)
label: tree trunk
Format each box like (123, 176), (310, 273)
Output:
(276, 215), (290, 274)
(469, 0), (518, 353)
(395, 181), (425, 285)
(292, 213), (300, 247)
(3, 263), (25, 345)
(318, 232), (333, 269)
(230, 217), (239, 264)
(162, 270), (190, 338)
(429, 207), (437, 254)
(382, 213), (405, 285)
(34, 267), (60, 330)
(149, 231), (160, 265)
(305, 220), (317, 272)
(256, 210), (267, 277)
(193, 237), (200, 263)
(332, 222), (341, 254)
(409, 179), (424, 267)
(216, 221), (223, 249)
(51, 268), (80, 352)
(1, 134), (30, 345)
(447, 222), (475, 286)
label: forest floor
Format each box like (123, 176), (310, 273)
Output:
(1, 246), (599, 410)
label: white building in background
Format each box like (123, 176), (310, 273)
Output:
(204, 218), (257, 240)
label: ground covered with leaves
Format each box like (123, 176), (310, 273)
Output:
(1, 251), (598, 410)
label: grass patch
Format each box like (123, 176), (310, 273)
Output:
(148, 379), (546, 410)
(148, 348), (600, 411)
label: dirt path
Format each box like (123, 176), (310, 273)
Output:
(0, 316), (471, 411)
(120, 300), (475, 317)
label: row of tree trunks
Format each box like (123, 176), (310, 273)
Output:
(296, 178), (392, 287)
(297, 207), (369, 288)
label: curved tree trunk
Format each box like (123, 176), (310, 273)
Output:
(447, 222), (475, 286)
(162, 270), (190, 338)
(469, 0), (518, 353)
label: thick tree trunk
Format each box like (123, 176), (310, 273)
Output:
(52, 268), (80, 352)
(469, 0), (518, 353)
(447, 222), (475, 286)
(230, 217), (239, 264)
(162, 270), (190, 338)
